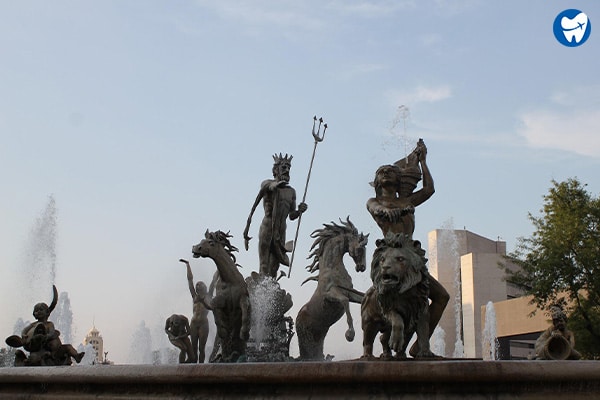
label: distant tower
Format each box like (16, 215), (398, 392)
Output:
(83, 326), (104, 364)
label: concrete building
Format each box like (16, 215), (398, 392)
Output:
(427, 229), (548, 359)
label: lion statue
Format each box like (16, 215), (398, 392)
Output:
(361, 233), (435, 359)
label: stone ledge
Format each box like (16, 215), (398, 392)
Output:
(1, 360), (599, 399)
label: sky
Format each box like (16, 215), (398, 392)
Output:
(1, 1), (599, 364)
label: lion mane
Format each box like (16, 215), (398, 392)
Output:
(373, 233), (429, 316)
(361, 233), (430, 358)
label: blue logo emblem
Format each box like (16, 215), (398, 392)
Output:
(554, 9), (591, 47)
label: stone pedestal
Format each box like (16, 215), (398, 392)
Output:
(1, 360), (599, 399)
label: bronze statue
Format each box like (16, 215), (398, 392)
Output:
(5, 285), (85, 366)
(243, 153), (308, 278)
(367, 139), (433, 243)
(534, 305), (581, 360)
(366, 139), (449, 356)
(192, 230), (250, 362)
(165, 314), (195, 363)
(361, 233), (435, 359)
(179, 259), (213, 363)
(295, 218), (368, 361)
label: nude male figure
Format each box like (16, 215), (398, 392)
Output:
(243, 153), (307, 278)
(165, 314), (195, 363)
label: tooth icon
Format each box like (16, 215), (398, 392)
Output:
(561, 12), (588, 44)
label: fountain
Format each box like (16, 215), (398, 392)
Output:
(20, 196), (58, 307)
(127, 320), (153, 364)
(482, 301), (498, 361)
(436, 222), (465, 358)
(52, 291), (74, 345)
(246, 273), (294, 362)
(430, 326), (446, 357)
(3, 197), (86, 367)
(76, 344), (97, 366)
(2, 132), (600, 399)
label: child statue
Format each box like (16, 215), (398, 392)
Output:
(5, 285), (85, 366)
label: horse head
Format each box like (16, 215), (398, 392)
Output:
(348, 231), (369, 273)
(306, 217), (368, 274)
(191, 230), (211, 258)
(192, 230), (239, 261)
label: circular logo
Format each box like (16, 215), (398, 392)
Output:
(553, 9), (591, 47)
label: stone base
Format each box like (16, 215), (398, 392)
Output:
(1, 360), (599, 399)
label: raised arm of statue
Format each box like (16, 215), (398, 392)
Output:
(393, 139), (434, 207)
(179, 259), (197, 300)
(410, 149), (435, 207)
(48, 285), (58, 315)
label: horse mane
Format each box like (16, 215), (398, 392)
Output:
(205, 230), (240, 264)
(306, 217), (358, 274)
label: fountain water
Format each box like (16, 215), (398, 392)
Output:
(246, 273), (294, 362)
(77, 344), (97, 366)
(53, 291), (74, 345)
(482, 301), (499, 360)
(437, 221), (464, 358)
(152, 318), (178, 365)
(12, 319), (27, 337)
(127, 320), (153, 364)
(430, 326), (446, 357)
(383, 105), (414, 159)
(19, 196), (57, 308)
(5, 196), (84, 366)
(248, 276), (279, 344)
(125, 318), (178, 365)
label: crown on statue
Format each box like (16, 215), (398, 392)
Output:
(273, 153), (293, 165)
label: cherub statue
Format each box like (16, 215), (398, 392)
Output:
(534, 305), (581, 360)
(165, 314), (195, 363)
(5, 285), (84, 366)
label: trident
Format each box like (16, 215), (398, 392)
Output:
(288, 116), (327, 278)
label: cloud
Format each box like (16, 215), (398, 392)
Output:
(191, 0), (417, 34)
(196, 0), (326, 31)
(192, 0), (326, 32)
(519, 109), (600, 158)
(337, 63), (389, 80)
(518, 86), (600, 158)
(325, 0), (416, 17)
(387, 84), (452, 106)
(433, 0), (482, 16)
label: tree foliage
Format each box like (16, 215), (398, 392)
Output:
(505, 178), (600, 357)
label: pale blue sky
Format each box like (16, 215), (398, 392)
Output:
(1, 1), (599, 363)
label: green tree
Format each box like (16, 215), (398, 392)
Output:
(505, 178), (600, 358)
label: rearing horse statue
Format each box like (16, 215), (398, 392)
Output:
(295, 217), (368, 360)
(192, 230), (250, 362)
